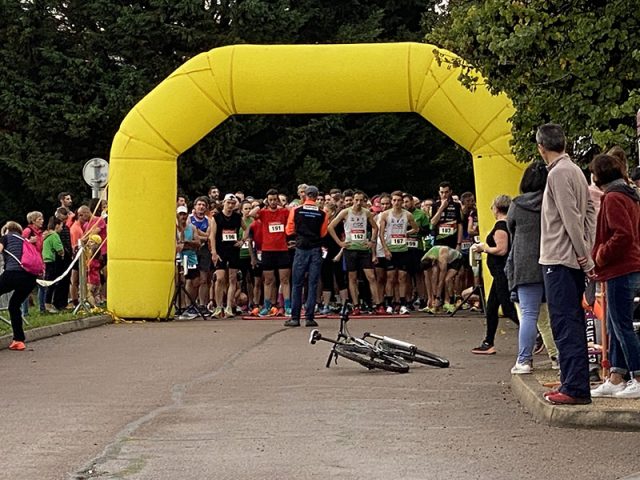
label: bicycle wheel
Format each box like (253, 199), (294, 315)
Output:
(334, 344), (409, 373)
(387, 345), (450, 368)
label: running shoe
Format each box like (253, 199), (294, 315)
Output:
(420, 306), (435, 314)
(8, 340), (25, 351)
(211, 307), (224, 319)
(250, 307), (260, 316)
(614, 379), (640, 399)
(276, 307), (285, 317)
(284, 307), (292, 317)
(442, 303), (455, 314)
(510, 362), (532, 374)
(351, 306), (361, 316)
(399, 305), (410, 315)
(284, 319), (300, 327)
(268, 306), (279, 316)
(471, 341), (496, 355)
(224, 306), (235, 318)
(319, 305), (332, 315)
(534, 334), (545, 354)
(591, 378), (627, 398)
(385, 306), (393, 315)
(305, 319), (319, 327)
(375, 305), (386, 315)
(259, 306), (271, 316)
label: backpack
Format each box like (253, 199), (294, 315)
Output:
(6, 234), (45, 277)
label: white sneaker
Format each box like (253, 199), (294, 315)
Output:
(591, 378), (627, 398)
(386, 306), (393, 315)
(399, 305), (410, 315)
(510, 362), (532, 374)
(224, 306), (235, 318)
(550, 356), (560, 370)
(614, 378), (640, 399)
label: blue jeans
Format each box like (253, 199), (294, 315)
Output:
(291, 248), (323, 322)
(516, 283), (544, 364)
(543, 265), (590, 399)
(606, 272), (640, 377)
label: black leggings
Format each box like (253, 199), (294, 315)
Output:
(485, 269), (519, 345)
(321, 257), (347, 293)
(0, 270), (37, 342)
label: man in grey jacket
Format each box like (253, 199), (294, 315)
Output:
(536, 123), (596, 405)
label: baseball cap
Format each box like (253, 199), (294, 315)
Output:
(176, 205), (188, 214)
(305, 185), (319, 197)
(223, 193), (237, 202)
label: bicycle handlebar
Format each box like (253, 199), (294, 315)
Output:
(309, 329), (322, 344)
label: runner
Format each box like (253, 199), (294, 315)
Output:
(188, 196), (212, 310)
(378, 191), (419, 315)
(328, 190), (383, 315)
(374, 194), (392, 311)
(404, 193), (431, 310)
(249, 189), (292, 316)
(319, 202), (348, 314)
(430, 182), (463, 309)
(458, 191), (480, 304)
(421, 245), (463, 313)
(210, 194), (244, 318)
(237, 200), (255, 313)
(431, 181), (463, 251)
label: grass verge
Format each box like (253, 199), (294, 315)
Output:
(0, 308), (95, 337)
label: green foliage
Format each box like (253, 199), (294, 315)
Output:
(1, 0), (473, 224)
(429, 0), (640, 164)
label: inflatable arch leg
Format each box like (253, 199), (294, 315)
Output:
(107, 42), (524, 318)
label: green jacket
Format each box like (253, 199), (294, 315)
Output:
(42, 232), (64, 263)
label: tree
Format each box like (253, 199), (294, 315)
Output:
(429, 0), (640, 164)
(0, 0), (473, 223)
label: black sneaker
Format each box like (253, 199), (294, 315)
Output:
(305, 319), (318, 327)
(534, 333), (545, 354)
(471, 341), (496, 355)
(284, 319), (300, 327)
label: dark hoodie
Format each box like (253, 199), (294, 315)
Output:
(505, 190), (544, 291)
(592, 179), (640, 281)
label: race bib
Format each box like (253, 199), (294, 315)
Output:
(222, 229), (237, 242)
(302, 204), (319, 211)
(461, 241), (473, 251)
(439, 226), (455, 236)
(268, 223), (284, 234)
(241, 240), (250, 250)
(390, 236), (406, 246)
(407, 239), (419, 249)
(350, 231), (366, 242)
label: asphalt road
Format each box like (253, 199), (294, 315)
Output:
(1, 314), (639, 480)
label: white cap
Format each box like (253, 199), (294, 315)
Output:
(223, 193), (237, 202)
(176, 205), (188, 214)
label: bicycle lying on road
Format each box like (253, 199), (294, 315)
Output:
(308, 303), (450, 373)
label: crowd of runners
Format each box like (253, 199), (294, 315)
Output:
(174, 182), (481, 321)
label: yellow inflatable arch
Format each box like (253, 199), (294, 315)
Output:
(108, 42), (524, 319)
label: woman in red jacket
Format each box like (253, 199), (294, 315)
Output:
(589, 154), (640, 399)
